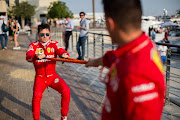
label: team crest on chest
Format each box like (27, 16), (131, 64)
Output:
(47, 47), (55, 53)
(47, 47), (51, 53)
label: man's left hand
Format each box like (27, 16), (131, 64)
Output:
(61, 53), (69, 58)
(77, 26), (82, 29)
(37, 54), (46, 60)
(63, 25), (66, 28)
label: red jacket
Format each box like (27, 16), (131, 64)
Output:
(165, 32), (168, 39)
(26, 40), (69, 75)
(101, 33), (165, 120)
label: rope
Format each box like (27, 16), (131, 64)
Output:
(46, 57), (88, 64)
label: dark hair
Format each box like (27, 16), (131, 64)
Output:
(79, 12), (85, 16)
(38, 23), (50, 33)
(102, 0), (142, 32)
(65, 15), (70, 18)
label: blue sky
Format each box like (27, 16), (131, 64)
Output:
(59, 0), (180, 16)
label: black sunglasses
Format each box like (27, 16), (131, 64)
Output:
(80, 15), (84, 16)
(40, 33), (50, 37)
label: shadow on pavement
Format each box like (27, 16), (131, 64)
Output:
(0, 89), (53, 120)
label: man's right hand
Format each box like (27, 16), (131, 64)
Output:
(85, 57), (103, 67)
(37, 54), (46, 60)
(77, 26), (82, 29)
(63, 24), (66, 28)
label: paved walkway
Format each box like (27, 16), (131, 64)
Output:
(0, 33), (179, 120)
(0, 34), (104, 120)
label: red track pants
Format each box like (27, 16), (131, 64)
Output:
(32, 73), (70, 120)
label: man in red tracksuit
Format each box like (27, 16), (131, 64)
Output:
(26, 23), (70, 120)
(85, 0), (165, 120)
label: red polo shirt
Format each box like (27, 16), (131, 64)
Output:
(101, 32), (165, 120)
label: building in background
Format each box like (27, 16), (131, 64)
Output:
(0, 0), (8, 17)
(0, 0), (58, 27)
(176, 9), (180, 18)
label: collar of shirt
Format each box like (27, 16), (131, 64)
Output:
(67, 19), (71, 24)
(80, 18), (86, 23)
(40, 40), (50, 49)
(113, 32), (149, 58)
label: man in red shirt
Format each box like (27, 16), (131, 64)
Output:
(85, 0), (165, 120)
(26, 23), (70, 120)
(164, 29), (170, 43)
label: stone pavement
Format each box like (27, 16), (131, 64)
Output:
(0, 33), (179, 120)
(0, 34), (104, 120)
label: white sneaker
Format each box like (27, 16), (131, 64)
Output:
(17, 46), (21, 49)
(61, 116), (67, 120)
(13, 47), (18, 50)
(13, 46), (21, 50)
(4, 47), (7, 49)
(13, 47), (17, 50)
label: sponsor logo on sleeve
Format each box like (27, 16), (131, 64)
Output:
(151, 48), (163, 73)
(56, 43), (63, 49)
(104, 97), (111, 113)
(33, 42), (39, 46)
(54, 78), (59, 83)
(27, 45), (34, 52)
(109, 66), (119, 92)
(50, 40), (56, 43)
(110, 67), (117, 80)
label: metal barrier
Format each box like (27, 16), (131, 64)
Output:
(51, 27), (180, 107)
(65, 30), (117, 59)
(156, 42), (180, 106)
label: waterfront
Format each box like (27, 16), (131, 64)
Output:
(0, 25), (179, 119)
(31, 27), (180, 119)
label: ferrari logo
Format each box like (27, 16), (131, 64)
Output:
(47, 47), (51, 53)
(151, 48), (163, 73)
(110, 67), (117, 80)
